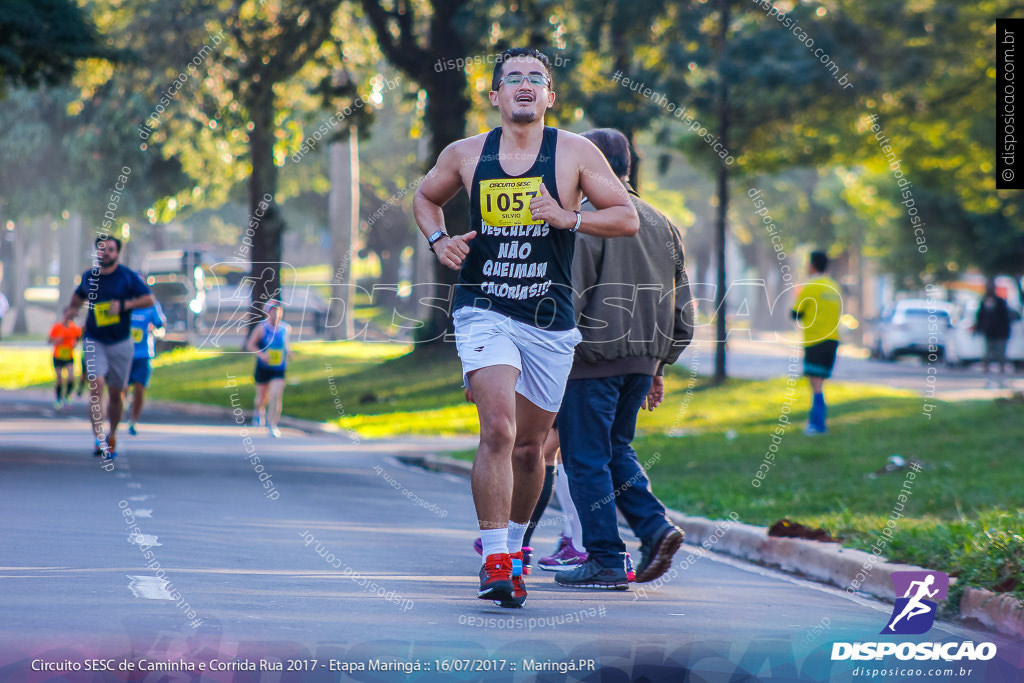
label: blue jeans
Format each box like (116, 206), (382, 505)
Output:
(557, 374), (670, 567)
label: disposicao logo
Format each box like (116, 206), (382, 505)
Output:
(831, 571), (998, 662)
(882, 570), (948, 635)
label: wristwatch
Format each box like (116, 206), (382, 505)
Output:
(570, 210), (582, 233)
(427, 229), (449, 252)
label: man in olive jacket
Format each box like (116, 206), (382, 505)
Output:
(555, 128), (694, 590)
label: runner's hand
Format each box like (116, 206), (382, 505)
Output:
(464, 387), (474, 404)
(436, 232), (476, 271)
(643, 376), (664, 411)
(530, 184), (573, 229)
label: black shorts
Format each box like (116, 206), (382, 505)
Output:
(53, 358), (74, 369)
(804, 340), (839, 378)
(254, 365), (286, 384)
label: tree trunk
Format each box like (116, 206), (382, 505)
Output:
(248, 88), (285, 324)
(416, 57), (471, 345)
(60, 213), (84, 303)
(712, 0), (731, 384)
(11, 222), (30, 335)
(327, 126), (358, 340)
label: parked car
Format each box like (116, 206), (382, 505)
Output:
(946, 301), (1024, 368)
(142, 249), (210, 341)
(871, 299), (955, 362)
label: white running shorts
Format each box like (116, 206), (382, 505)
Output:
(452, 306), (581, 413)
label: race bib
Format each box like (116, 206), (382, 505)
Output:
(131, 327), (144, 343)
(480, 177), (543, 227)
(267, 349), (284, 366)
(93, 302), (119, 327)
(55, 346), (73, 361)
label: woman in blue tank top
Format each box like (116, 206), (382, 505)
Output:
(246, 300), (291, 438)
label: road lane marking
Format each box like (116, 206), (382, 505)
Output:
(127, 575), (174, 600)
(129, 534), (161, 546)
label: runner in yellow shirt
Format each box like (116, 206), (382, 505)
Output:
(791, 251), (842, 435)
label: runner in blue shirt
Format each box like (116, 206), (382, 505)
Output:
(245, 300), (291, 438)
(126, 300), (166, 435)
(66, 236), (154, 460)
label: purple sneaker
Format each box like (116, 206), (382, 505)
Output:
(474, 537), (483, 556)
(538, 537), (588, 572)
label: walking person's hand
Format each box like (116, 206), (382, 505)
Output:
(436, 232), (476, 271)
(643, 376), (665, 411)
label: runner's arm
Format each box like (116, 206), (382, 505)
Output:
(120, 293), (155, 313)
(413, 142), (467, 243)
(414, 141), (478, 270)
(245, 325), (265, 358)
(67, 293), (86, 318)
(575, 138), (638, 238)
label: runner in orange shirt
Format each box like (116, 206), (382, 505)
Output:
(48, 308), (83, 409)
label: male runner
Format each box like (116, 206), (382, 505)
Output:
(66, 236), (155, 459)
(126, 300), (166, 435)
(48, 308), (82, 408)
(413, 47), (639, 607)
(791, 250), (842, 435)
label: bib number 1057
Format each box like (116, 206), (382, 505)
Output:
(480, 177), (543, 227)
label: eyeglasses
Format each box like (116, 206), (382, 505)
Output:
(499, 73), (550, 88)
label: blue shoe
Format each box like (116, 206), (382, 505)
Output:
(128, 423), (137, 436)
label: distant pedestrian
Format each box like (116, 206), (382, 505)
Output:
(48, 308), (82, 409)
(791, 251), (842, 435)
(65, 237), (156, 459)
(126, 300), (166, 435)
(246, 300), (291, 438)
(0, 291), (8, 341)
(973, 282), (1012, 387)
(555, 128), (693, 591)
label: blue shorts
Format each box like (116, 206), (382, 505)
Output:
(128, 357), (152, 387)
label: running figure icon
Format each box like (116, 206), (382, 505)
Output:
(881, 571), (948, 635)
(887, 575), (938, 631)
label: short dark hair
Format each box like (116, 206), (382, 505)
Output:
(491, 48), (553, 92)
(810, 250), (829, 273)
(583, 128), (631, 179)
(96, 236), (122, 252)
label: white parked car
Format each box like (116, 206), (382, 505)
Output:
(871, 299), (956, 362)
(946, 301), (1024, 368)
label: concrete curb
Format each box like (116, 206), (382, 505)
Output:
(960, 587), (1024, 639)
(399, 452), (1024, 639)
(149, 399), (351, 438)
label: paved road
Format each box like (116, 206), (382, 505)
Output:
(0, 393), (1020, 682)
(681, 334), (1021, 398)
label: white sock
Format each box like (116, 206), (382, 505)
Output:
(506, 521), (529, 554)
(554, 464), (585, 553)
(480, 528), (508, 562)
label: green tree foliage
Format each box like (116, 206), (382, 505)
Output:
(0, 0), (114, 97)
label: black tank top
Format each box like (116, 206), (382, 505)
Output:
(453, 126), (575, 330)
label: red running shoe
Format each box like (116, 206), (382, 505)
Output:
(494, 551), (527, 608)
(478, 553), (513, 603)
